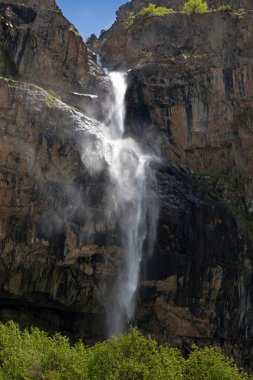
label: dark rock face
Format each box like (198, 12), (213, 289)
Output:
(139, 163), (253, 368)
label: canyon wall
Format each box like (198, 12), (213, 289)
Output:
(0, 0), (252, 372)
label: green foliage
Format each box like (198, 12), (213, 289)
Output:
(46, 92), (55, 106)
(124, 13), (136, 28)
(0, 322), (248, 379)
(184, 345), (248, 380)
(0, 321), (89, 379)
(233, 8), (246, 17)
(46, 91), (63, 109)
(87, 329), (184, 380)
(218, 5), (232, 11)
(139, 3), (175, 17)
(182, 0), (209, 15)
(124, 3), (174, 28)
(69, 24), (79, 37)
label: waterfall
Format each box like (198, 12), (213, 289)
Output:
(77, 66), (158, 337)
(103, 72), (159, 337)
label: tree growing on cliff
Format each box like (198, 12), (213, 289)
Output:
(139, 3), (174, 17)
(182, 0), (209, 15)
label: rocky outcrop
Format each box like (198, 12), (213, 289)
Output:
(0, 0), (110, 116)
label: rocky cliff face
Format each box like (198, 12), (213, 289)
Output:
(0, 0), (116, 339)
(92, 0), (253, 370)
(0, 0), (110, 116)
(94, 6), (253, 174)
(93, 3), (253, 214)
(0, 0), (252, 372)
(0, 77), (116, 338)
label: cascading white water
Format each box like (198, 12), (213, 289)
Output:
(103, 72), (159, 337)
(76, 66), (158, 337)
(106, 72), (126, 138)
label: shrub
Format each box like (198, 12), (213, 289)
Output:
(139, 3), (175, 17)
(218, 5), (232, 11)
(234, 8), (246, 17)
(182, 0), (209, 15)
(125, 3), (174, 28)
(69, 24), (79, 37)
(124, 14), (136, 28)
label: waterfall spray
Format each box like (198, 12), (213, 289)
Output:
(104, 72), (159, 337)
(77, 61), (158, 337)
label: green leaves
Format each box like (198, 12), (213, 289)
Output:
(184, 346), (248, 380)
(182, 0), (209, 15)
(138, 3), (175, 17)
(218, 5), (232, 11)
(0, 322), (89, 379)
(0, 322), (248, 379)
(124, 3), (174, 28)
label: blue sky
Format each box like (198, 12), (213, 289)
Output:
(57, 0), (126, 40)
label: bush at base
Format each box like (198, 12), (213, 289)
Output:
(0, 321), (248, 379)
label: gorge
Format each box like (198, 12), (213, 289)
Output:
(0, 0), (252, 373)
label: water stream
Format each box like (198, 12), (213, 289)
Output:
(78, 68), (158, 337)
(103, 72), (159, 337)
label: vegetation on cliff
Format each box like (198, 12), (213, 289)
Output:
(0, 321), (248, 379)
(138, 3), (175, 16)
(125, 3), (174, 27)
(182, 0), (208, 15)
(124, 1), (246, 28)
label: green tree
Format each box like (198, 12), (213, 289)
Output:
(183, 0), (209, 15)
(0, 322), (249, 379)
(184, 345), (248, 380)
(139, 3), (174, 17)
(87, 329), (184, 380)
